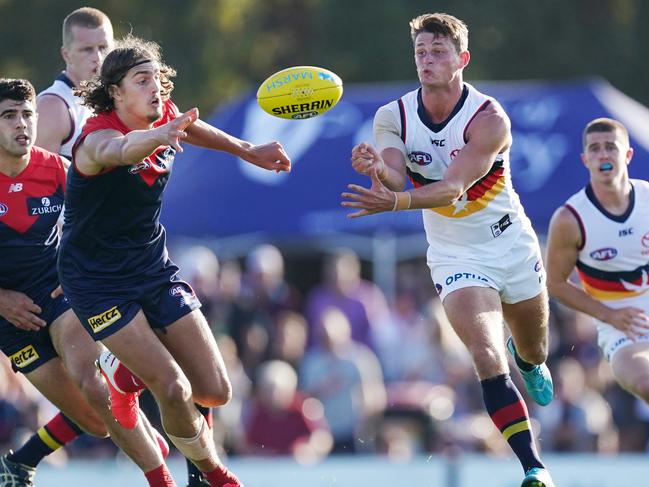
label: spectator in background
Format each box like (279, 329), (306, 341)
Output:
(535, 357), (616, 452)
(269, 310), (308, 371)
(300, 307), (386, 453)
(230, 244), (301, 375)
(242, 360), (331, 462)
(305, 248), (389, 351)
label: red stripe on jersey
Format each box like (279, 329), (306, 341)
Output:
(466, 165), (504, 201)
(577, 267), (646, 292)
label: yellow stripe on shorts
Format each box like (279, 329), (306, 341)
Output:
(37, 427), (63, 451)
(502, 420), (530, 441)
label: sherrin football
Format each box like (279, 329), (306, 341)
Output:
(256, 66), (343, 120)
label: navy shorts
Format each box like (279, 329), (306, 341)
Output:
(0, 287), (70, 374)
(63, 266), (201, 341)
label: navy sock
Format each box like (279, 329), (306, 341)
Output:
(9, 413), (83, 467)
(481, 374), (544, 472)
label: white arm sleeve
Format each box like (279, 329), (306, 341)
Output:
(373, 104), (408, 157)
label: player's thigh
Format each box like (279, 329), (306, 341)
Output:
(49, 309), (104, 385)
(610, 342), (649, 398)
(155, 309), (231, 406)
(442, 286), (508, 378)
(101, 309), (188, 394)
(25, 357), (106, 436)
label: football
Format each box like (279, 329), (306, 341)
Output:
(256, 66), (343, 120)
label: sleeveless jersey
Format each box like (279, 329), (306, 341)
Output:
(37, 73), (91, 159)
(59, 100), (180, 284)
(0, 147), (66, 293)
(564, 179), (649, 309)
(378, 83), (532, 260)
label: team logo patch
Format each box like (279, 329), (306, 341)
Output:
(642, 232), (649, 248)
(590, 247), (618, 261)
(28, 195), (62, 216)
(169, 284), (197, 307)
(0, 202), (8, 217)
(88, 306), (122, 333)
(490, 214), (512, 238)
(10, 345), (39, 369)
(408, 152), (432, 166)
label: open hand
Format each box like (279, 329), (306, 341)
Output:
(154, 108), (199, 153)
(341, 169), (394, 218)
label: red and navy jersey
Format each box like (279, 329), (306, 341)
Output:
(0, 147), (66, 293)
(59, 100), (180, 282)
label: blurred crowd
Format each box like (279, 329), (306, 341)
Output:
(1, 242), (647, 465)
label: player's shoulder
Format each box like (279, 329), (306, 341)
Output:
(550, 200), (583, 234)
(30, 146), (67, 172)
(631, 178), (649, 192)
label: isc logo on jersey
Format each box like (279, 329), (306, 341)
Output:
(88, 306), (122, 333)
(10, 345), (39, 369)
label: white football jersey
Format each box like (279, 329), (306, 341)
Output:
(375, 82), (534, 261)
(38, 74), (92, 159)
(564, 179), (649, 308)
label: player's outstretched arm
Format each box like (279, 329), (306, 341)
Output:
(185, 118), (291, 172)
(76, 108), (198, 174)
(546, 207), (649, 339)
(0, 288), (46, 331)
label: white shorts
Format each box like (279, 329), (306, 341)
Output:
(596, 320), (649, 362)
(428, 227), (545, 304)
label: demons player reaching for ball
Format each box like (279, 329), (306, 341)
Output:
(60, 35), (290, 487)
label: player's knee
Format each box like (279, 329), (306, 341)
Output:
(470, 345), (506, 376)
(159, 375), (194, 407)
(193, 376), (232, 407)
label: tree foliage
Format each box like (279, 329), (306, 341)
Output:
(0, 0), (646, 110)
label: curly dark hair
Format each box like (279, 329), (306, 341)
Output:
(0, 78), (36, 105)
(77, 34), (176, 114)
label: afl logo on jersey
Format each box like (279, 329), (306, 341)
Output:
(0, 202), (7, 217)
(408, 152), (432, 166)
(590, 247), (618, 261)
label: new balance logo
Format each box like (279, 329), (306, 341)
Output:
(8, 183), (22, 193)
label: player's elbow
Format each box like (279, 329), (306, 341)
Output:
(545, 278), (564, 299)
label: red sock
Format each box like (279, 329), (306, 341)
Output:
(203, 465), (241, 487)
(114, 362), (146, 393)
(145, 464), (176, 487)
